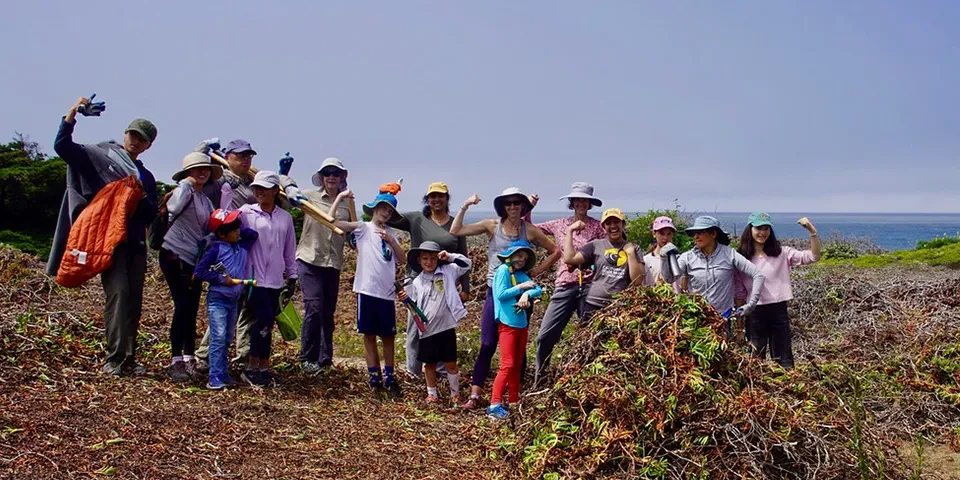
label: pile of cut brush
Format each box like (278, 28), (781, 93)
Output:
(498, 284), (902, 479)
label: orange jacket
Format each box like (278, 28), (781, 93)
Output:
(56, 176), (144, 288)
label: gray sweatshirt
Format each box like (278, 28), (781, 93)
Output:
(661, 244), (764, 315)
(162, 180), (216, 265)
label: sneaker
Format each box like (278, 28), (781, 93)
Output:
(122, 362), (147, 377)
(369, 378), (384, 392)
(486, 404), (509, 419)
(461, 396), (481, 410)
(168, 361), (190, 382)
(385, 380), (402, 398)
(184, 359), (201, 377)
(207, 376), (226, 390)
(425, 394), (439, 404)
(102, 362), (123, 376)
(241, 369), (261, 387)
(301, 361), (322, 375)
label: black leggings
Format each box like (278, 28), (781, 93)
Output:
(248, 287), (281, 360)
(159, 249), (201, 357)
(745, 301), (794, 369)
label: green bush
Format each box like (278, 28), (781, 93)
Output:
(0, 230), (51, 259)
(625, 205), (694, 253)
(916, 234), (960, 250)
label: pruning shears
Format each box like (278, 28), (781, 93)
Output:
(395, 278), (429, 334)
(721, 308), (749, 349)
(211, 262), (256, 287)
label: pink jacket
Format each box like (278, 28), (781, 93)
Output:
(735, 246), (819, 305)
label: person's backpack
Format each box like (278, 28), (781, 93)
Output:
(148, 191), (194, 251)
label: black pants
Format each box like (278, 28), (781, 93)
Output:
(297, 261), (340, 366)
(103, 242), (147, 366)
(159, 249), (201, 357)
(249, 286), (281, 359)
(746, 301), (794, 369)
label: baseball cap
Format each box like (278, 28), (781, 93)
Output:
(209, 209), (241, 233)
(426, 182), (449, 195)
(251, 170), (281, 189)
(601, 208), (627, 223)
(125, 118), (157, 143)
(747, 212), (774, 228)
(652, 216), (676, 232)
(224, 139), (257, 155)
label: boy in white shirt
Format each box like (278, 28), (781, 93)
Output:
(398, 241), (472, 407)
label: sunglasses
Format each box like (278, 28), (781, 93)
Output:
(502, 200), (525, 207)
(320, 169), (343, 177)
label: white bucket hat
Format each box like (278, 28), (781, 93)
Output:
(311, 157), (349, 187)
(493, 187), (533, 218)
(172, 152), (222, 182)
(559, 182), (602, 207)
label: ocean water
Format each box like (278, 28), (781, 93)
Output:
(462, 212), (960, 251)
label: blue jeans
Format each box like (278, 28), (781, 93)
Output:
(207, 291), (239, 379)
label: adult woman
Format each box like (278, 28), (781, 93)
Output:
(238, 171), (298, 387)
(642, 216), (685, 292)
(660, 216), (765, 319)
(735, 213), (821, 369)
(296, 158), (353, 374)
(389, 182), (471, 378)
(532, 182), (606, 382)
(450, 187), (558, 409)
(160, 152), (221, 381)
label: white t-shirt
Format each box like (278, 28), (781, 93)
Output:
(643, 251), (683, 293)
(352, 222), (399, 300)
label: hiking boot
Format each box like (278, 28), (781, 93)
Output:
(384, 380), (402, 398)
(486, 404), (509, 420)
(184, 359), (201, 377)
(102, 362), (123, 376)
(301, 361), (322, 375)
(206, 376), (226, 390)
(241, 369), (262, 387)
(168, 361), (190, 382)
(460, 396), (481, 410)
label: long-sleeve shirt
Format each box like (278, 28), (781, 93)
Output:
(205, 168), (298, 210)
(193, 228), (259, 298)
(536, 216), (606, 287)
(493, 264), (543, 328)
(296, 189), (354, 270)
(390, 211), (470, 293)
(734, 246), (819, 305)
(662, 244), (765, 314)
(162, 179), (215, 265)
(238, 203), (297, 289)
(405, 253), (472, 338)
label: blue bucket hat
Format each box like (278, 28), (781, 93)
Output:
(747, 212), (774, 228)
(363, 192), (401, 222)
(496, 239), (537, 272)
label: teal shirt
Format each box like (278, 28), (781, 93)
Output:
(492, 263), (543, 328)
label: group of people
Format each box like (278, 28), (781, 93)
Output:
(47, 97), (822, 419)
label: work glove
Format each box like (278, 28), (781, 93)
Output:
(284, 277), (298, 293)
(659, 242), (678, 258)
(278, 152), (294, 175)
(284, 185), (307, 206)
(194, 137), (221, 154)
(77, 93), (106, 117)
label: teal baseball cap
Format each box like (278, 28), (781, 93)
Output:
(747, 212), (774, 227)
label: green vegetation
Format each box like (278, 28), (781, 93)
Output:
(822, 241), (960, 268)
(916, 233), (960, 250)
(625, 203), (694, 252)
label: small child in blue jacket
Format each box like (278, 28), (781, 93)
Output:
(487, 240), (543, 419)
(193, 209), (258, 390)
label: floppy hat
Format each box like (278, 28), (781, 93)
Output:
(496, 239), (537, 272)
(125, 118), (157, 143)
(406, 240), (468, 272)
(601, 208), (626, 223)
(426, 182), (449, 195)
(493, 187), (533, 218)
(652, 216), (676, 232)
(362, 192), (402, 222)
(172, 152), (223, 182)
(208, 208), (241, 233)
(684, 215), (722, 233)
(559, 182), (602, 207)
(223, 139), (257, 155)
(250, 170), (281, 189)
(747, 212), (774, 228)
(311, 157), (348, 187)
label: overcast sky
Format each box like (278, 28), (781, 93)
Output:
(3, 1), (958, 213)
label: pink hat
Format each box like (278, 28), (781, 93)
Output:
(652, 216), (676, 232)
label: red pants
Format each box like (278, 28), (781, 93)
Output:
(491, 323), (528, 404)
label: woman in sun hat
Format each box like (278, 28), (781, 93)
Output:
(450, 187), (558, 409)
(388, 181), (471, 378)
(734, 213), (821, 369)
(642, 216), (686, 292)
(532, 182), (607, 384)
(295, 158), (354, 375)
(160, 152), (222, 382)
(660, 216), (765, 319)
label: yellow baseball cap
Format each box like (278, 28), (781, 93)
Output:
(426, 182), (449, 195)
(601, 208), (626, 223)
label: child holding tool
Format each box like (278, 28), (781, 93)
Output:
(397, 241), (472, 407)
(194, 209), (259, 390)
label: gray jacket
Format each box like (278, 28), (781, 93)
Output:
(202, 169), (298, 210)
(162, 180), (216, 265)
(662, 243), (765, 315)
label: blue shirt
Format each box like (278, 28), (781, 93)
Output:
(193, 228), (259, 299)
(492, 263), (543, 328)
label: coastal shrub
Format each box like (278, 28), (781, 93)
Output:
(625, 205), (694, 253)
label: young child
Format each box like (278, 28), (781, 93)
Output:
(331, 190), (406, 396)
(398, 241), (472, 407)
(193, 209), (259, 390)
(488, 240), (543, 419)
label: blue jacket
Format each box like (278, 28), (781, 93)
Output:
(492, 263), (543, 328)
(193, 228), (258, 299)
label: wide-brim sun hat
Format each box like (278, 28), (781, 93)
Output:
(559, 182), (602, 207)
(685, 215), (730, 245)
(747, 212), (774, 228)
(311, 157), (348, 187)
(363, 192), (402, 222)
(493, 187), (533, 218)
(496, 239), (537, 272)
(172, 152), (223, 182)
(406, 240), (468, 272)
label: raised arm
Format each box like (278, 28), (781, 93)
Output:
(797, 217), (822, 262)
(561, 221), (588, 266)
(328, 189), (353, 218)
(450, 193), (494, 237)
(624, 243), (645, 285)
(660, 244), (686, 284)
(166, 180), (194, 215)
